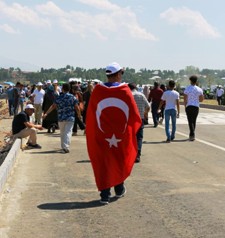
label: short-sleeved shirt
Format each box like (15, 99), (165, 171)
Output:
(148, 88), (163, 103)
(6, 87), (14, 100)
(184, 85), (203, 107)
(55, 92), (78, 122)
(32, 89), (45, 104)
(161, 90), (180, 110)
(12, 111), (30, 134)
(132, 90), (150, 119)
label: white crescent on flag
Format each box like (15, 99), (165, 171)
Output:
(96, 97), (129, 133)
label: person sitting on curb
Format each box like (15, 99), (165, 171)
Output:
(12, 104), (43, 148)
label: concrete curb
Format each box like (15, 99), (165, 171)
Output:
(0, 138), (21, 194)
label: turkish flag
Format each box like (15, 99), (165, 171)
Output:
(86, 83), (142, 191)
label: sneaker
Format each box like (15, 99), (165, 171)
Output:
(166, 139), (171, 143)
(115, 186), (126, 198)
(159, 118), (163, 124)
(189, 136), (195, 141)
(72, 132), (78, 136)
(100, 198), (109, 205)
(28, 143), (42, 149)
(63, 148), (70, 153)
(135, 156), (140, 163)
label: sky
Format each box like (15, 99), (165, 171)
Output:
(0, 0), (225, 72)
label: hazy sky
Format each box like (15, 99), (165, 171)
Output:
(0, 0), (224, 72)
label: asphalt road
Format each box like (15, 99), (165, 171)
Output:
(1, 106), (225, 238)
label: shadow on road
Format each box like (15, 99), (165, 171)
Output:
(38, 198), (118, 210)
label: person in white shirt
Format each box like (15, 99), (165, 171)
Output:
(32, 82), (45, 124)
(158, 80), (180, 142)
(184, 75), (204, 141)
(216, 86), (224, 105)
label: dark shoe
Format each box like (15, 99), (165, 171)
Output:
(166, 139), (171, 143)
(63, 148), (70, 153)
(100, 198), (109, 205)
(135, 156), (140, 163)
(28, 143), (42, 149)
(189, 136), (195, 141)
(171, 136), (175, 141)
(115, 186), (126, 198)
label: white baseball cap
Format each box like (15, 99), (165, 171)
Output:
(106, 62), (123, 75)
(46, 80), (51, 84)
(25, 104), (35, 110)
(36, 82), (43, 86)
(53, 79), (58, 84)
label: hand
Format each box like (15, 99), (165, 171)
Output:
(176, 113), (179, 118)
(42, 113), (47, 119)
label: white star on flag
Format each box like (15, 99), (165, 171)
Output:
(105, 134), (122, 148)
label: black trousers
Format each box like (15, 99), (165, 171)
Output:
(100, 183), (124, 199)
(185, 106), (199, 137)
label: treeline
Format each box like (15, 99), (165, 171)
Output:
(1, 65), (225, 88)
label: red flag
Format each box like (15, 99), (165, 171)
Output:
(86, 84), (142, 191)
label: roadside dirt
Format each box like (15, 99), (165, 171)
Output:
(0, 101), (12, 147)
(0, 100), (13, 166)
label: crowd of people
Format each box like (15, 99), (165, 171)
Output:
(6, 63), (204, 205)
(9, 79), (93, 151)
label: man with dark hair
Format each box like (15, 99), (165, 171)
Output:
(158, 80), (180, 142)
(184, 75), (204, 141)
(13, 82), (22, 115)
(43, 83), (82, 153)
(86, 62), (142, 204)
(148, 82), (163, 127)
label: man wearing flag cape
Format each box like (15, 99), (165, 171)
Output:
(86, 62), (142, 204)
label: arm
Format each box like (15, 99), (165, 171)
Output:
(183, 94), (188, 107)
(42, 104), (57, 118)
(199, 94), (204, 102)
(75, 104), (82, 120)
(157, 100), (165, 113)
(24, 121), (43, 130)
(176, 99), (180, 118)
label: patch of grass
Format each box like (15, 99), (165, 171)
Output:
(201, 99), (218, 105)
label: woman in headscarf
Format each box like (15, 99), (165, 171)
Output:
(42, 85), (58, 133)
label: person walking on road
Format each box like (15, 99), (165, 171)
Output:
(32, 82), (45, 124)
(43, 83), (82, 153)
(216, 85), (224, 105)
(86, 62), (142, 204)
(158, 80), (180, 142)
(128, 83), (150, 163)
(148, 82), (163, 127)
(6, 85), (14, 116)
(184, 75), (204, 141)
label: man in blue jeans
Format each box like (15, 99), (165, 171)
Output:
(158, 80), (180, 142)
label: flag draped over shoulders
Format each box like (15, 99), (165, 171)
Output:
(86, 83), (142, 191)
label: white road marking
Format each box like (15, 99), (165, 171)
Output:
(174, 130), (225, 152)
(177, 113), (225, 125)
(148, 111), (225, 151)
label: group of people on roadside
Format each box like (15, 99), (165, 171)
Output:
(11, 79), (94, 152)
(10, 61), (204, 205)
